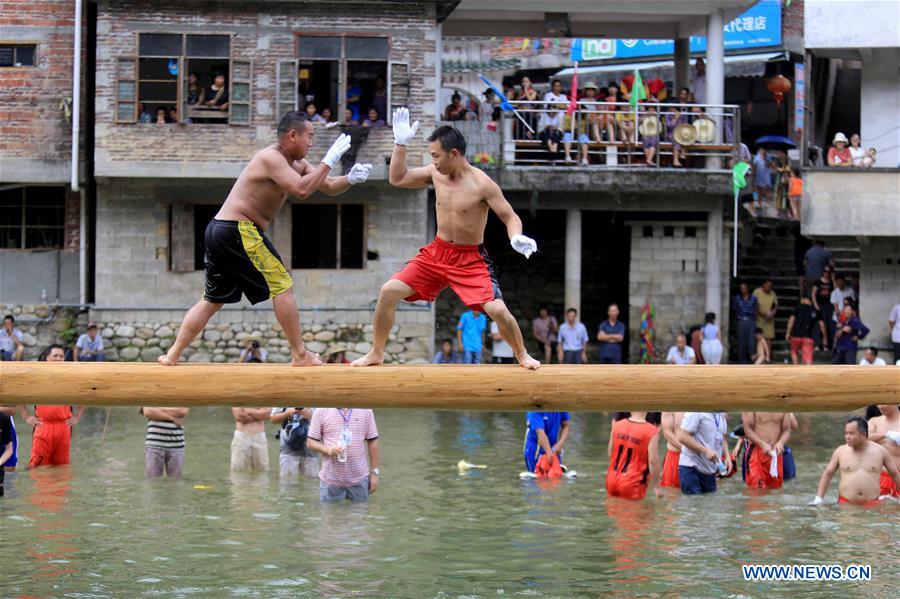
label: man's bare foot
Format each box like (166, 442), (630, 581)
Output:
(351, 350), (384, 367)
(292, 350), (322, 367)
(158, 352), (180, 366)
(516, 352), (541, 370)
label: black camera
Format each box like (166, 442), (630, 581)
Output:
(251, 341), (259, 349)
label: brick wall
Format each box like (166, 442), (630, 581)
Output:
(781, 0), (805, 55)
(94, 1), (438, 176)
(94, 177), (430, 312)
(628, 223), (731, 361)
(0, 0), (85, 177)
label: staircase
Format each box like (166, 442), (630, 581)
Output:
(728, 214), (860, 363)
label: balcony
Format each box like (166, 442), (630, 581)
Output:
(802, 168), (900, 238)
(452, 101), (739, 169)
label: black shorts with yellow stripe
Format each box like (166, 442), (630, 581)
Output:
(203, 219), (293, 305)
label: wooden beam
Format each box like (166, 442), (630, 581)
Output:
(2, 363), (897, 411)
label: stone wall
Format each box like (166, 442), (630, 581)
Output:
(0, 304), (87, 360)
(1, 304), (435, 363)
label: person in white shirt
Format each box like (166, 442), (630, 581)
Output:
(690, 58), (706, 104)
(666, 334), (696, 365)
(490, 320), (515, 364)
(889, 302), (900, 364)
(74, 323), (105, 361)
(830, 274), (855, 324)
(859, 347), (886, 366)
(540, 79), (568, 132)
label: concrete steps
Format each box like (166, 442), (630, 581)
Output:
(728, 213), (860, 363)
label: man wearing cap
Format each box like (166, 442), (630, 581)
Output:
(827, 133), (852, 167)
(74, 323), (105, 362)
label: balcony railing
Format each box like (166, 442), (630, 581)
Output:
(448, 101), (740, 170)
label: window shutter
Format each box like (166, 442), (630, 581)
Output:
(388, 61), (411, 122)
(115, 57), (137, 123)
(229, 59), (252, 126)
(276, 59), (299, 121)
(170, 204), (195, 272)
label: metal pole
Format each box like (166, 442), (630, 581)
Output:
(732, 189), (739, 278)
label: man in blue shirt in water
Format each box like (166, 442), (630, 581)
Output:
(523, 412), (571, 472)
(457, 309), (486, 364)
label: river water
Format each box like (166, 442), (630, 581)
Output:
(1, 409), (897, 597)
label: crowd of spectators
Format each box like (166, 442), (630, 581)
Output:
(443, 60), (734, 167)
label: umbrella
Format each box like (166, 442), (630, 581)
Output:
(755, 135), (797, 149)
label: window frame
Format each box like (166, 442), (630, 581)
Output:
(115, 56), (138, 123)
(0, 186), (66, 251)
(0, 42), (38, 68)
(120, 32), (250, 126)
(292, 33), (392, 124)
(291, 201), (368, 271)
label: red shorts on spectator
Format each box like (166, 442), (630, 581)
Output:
(880, 471), (899, 497)
(790, 337), (815, 365)
(660, 449), (680, 488)
(746, 445), (782, 489)
(838, 495), (882, 507)
(393, 236), (502, 311)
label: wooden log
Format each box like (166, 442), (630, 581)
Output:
(1, 362), (897, 411)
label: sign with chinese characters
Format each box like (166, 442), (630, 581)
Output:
(570, 0), (781, 61)
(794, 62), (805, 142)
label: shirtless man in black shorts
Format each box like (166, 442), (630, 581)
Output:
(159, 111), (371, 367)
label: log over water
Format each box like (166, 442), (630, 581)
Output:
(1, 363), (897, 411)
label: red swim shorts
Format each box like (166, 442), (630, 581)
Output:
(660, 449), (680, 488)
(838, 495), (882, 507)
(880, 471), (899, 498)
(393, 236), (502, 311)
(746, 445), (783, 489)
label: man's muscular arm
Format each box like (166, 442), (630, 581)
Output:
(388, 145), (433, 189)
(293, 159), (352, 196)
(267, 151), (332, 199)
(483, 177), (522, 239)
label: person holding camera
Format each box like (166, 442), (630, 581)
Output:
(269, 407), (318, 479)
(239, 338), (267, 363)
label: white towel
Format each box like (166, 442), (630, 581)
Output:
(769, 450), (780, 478)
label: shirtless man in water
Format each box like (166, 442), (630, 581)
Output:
(811, 416), (900, 506)
(741, 412), (792, 489)
(867, 404), (900, 498)
(352, 107), (540, 369)
(159, 111), (372, 367)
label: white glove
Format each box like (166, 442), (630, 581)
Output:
(769, 450), (779, 478)
(392, 107), (419, 146)
(347, 163), (373, 185)
(510, 234), (538, 259)
(322, 133), (351, 169)
(885, 430), (900, 445)
(808, 495), (824, 506)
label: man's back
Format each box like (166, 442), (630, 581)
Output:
(804, 245), (832, 279)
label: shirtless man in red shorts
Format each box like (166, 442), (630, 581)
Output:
(741, 412), (792, 489)
(659, 411), (683, 488)
(811, 416), (900, 506)
(867, 404), (900, 497)
(352, 108), (540, 369)
(159, 111), (370, 367)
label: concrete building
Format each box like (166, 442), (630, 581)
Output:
(803, 0), (900, 361)
(0, 0), (88, 304)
